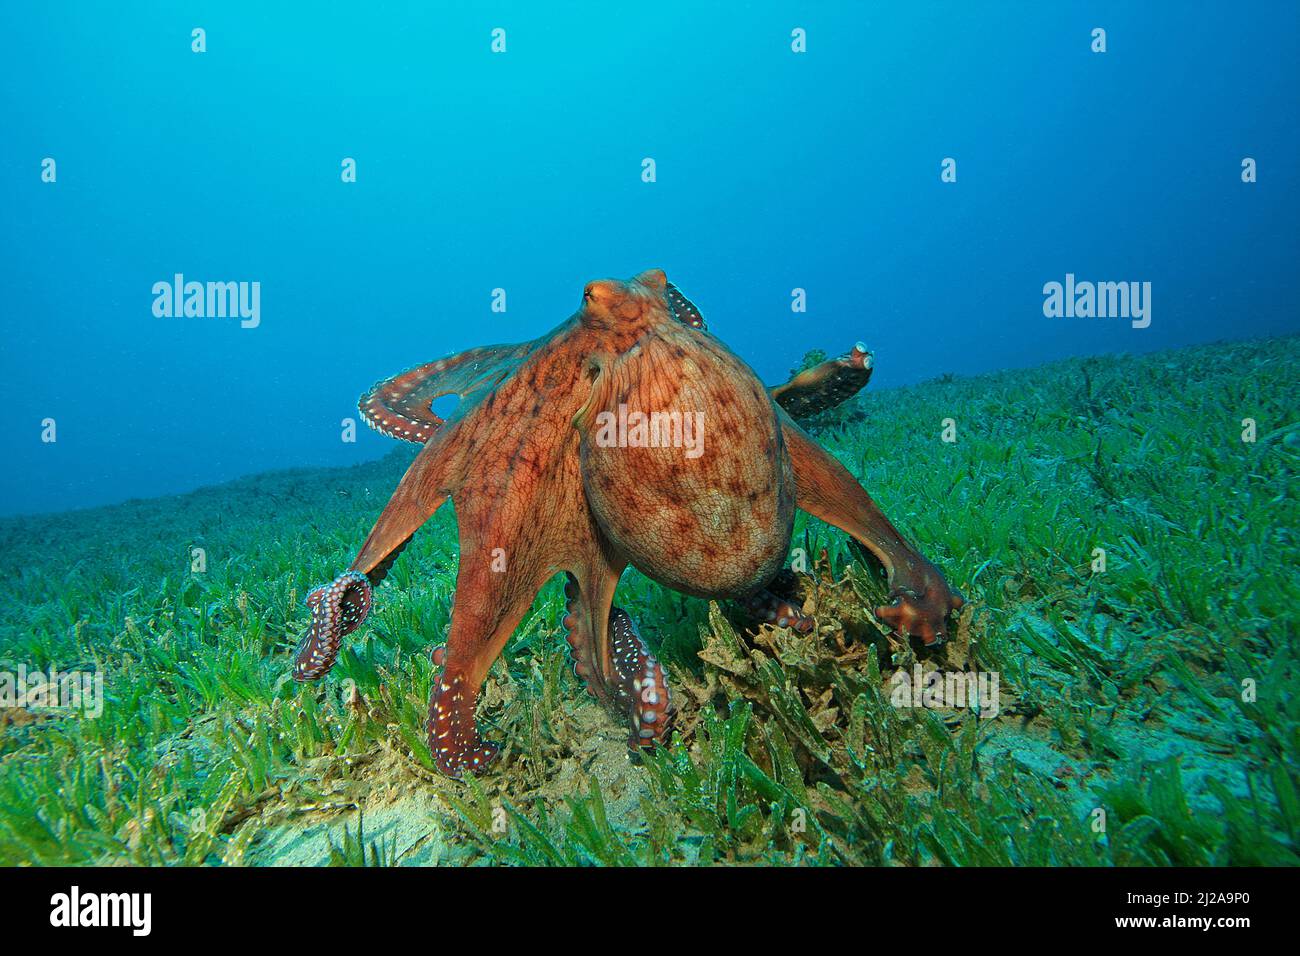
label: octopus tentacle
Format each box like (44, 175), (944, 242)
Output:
(421, 494), (543, 780)
(608, 608), (675, 751)
(770, 343), (874, 420)
(292, 535), (414, 682)
(562, 572), (604, 699)
(294, 571), (373, 680)
(738, 570), (815, 633)
(293, 416), (460, 687)
(561, 568), (675, 751)
(359, 343), (531, 444)
(665, 281), (706, 331)
(780, 413), (964, 645)
(426, 564), (538, 778)
(428, 645), (502, 777)
(364, 533), (412, 587)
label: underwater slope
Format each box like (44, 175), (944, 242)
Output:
(0, 335), (1296, 865)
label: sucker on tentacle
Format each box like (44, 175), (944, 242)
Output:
(427, 645), (501, 779)
(358, 344), (532, 444)
(666, 281), (706, 330)
(739, 572), (815, 633)
(562, 573), (602, 698)
(294, 571), (373, 681)
(608, 608), (674, 752)
(359, 365), (446, 443)
(560, 583), (675, 750)
(293, 536), (411, 681)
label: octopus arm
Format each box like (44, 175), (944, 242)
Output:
(358, 342), (532, 444)
(294, 430), (460, 682)
(779, 411), (963, 645)
(769, 344), (874, 420)
(665, 281), (707, 330)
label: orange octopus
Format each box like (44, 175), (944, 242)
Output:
(293, 270), (962, 778)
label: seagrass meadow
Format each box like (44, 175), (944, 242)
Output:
(0, 336), (1296, 867)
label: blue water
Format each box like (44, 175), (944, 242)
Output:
(2, 1), (1297, 516)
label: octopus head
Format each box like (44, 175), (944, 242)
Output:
(580, 269), (671, 327)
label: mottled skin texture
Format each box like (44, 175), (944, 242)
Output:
(293, 269), (963, 778)
(578, 316), (796, 599)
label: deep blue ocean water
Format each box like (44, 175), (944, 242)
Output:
(2, 1), (1297, 516)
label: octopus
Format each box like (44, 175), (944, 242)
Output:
(293, 270), (962, 778)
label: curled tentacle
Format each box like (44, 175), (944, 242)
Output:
(292, 536), (409, 681)
(359, 344), (531, 444)
(294, 571), (373, 681)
